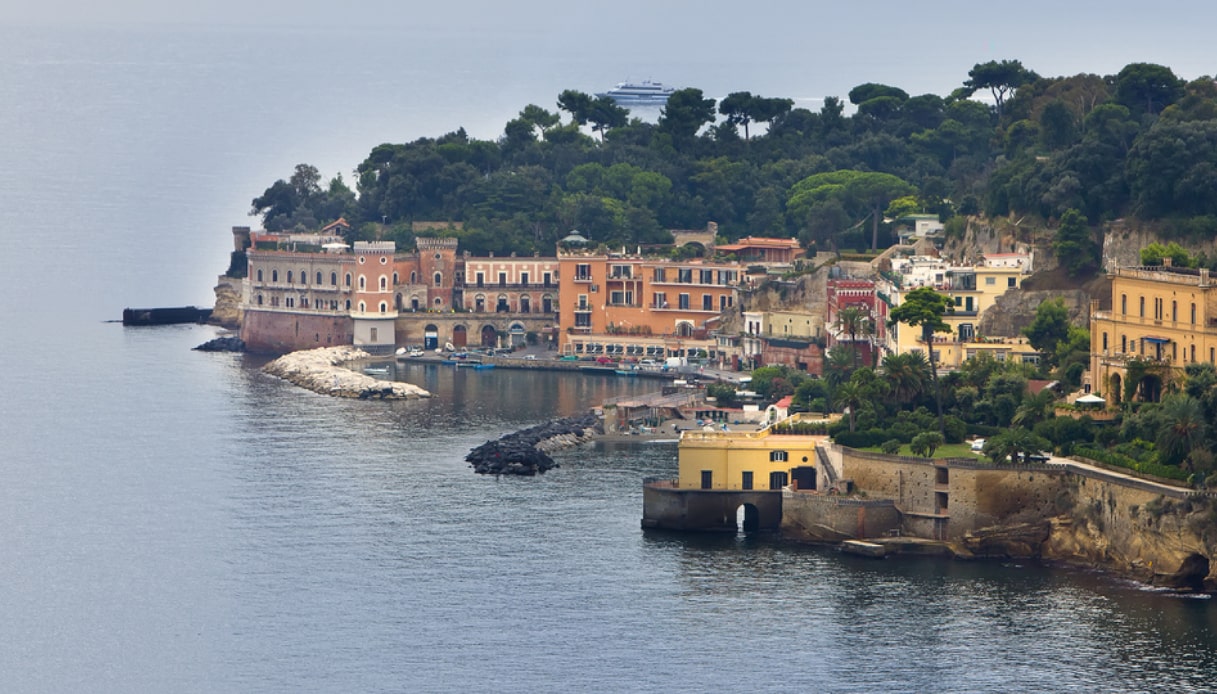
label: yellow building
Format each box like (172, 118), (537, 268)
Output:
(885, 259), (1037, 369)
(676, 416), (822, 492)
(1090, 264), (1217, 404)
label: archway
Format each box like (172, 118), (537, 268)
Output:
(424, 324), (439, 350)
(1138, 374), (1163, 402)
(480, 325), (498, 348)
(736, 503), (760, 533)
(452, 325), (468, 348)
(1110, 374), (1122, 405)
(509, 322), (526, 348)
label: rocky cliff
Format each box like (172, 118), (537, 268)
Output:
(210, 275), (243, 329)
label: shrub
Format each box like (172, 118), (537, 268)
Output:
(881, 439), (902, 455)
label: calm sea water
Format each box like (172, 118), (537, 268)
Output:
(2, 23), (1217, 694)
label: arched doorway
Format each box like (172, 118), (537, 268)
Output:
(452, 325), (468, 348)
(676, 321), (694, 337)
(424, 324), (439, 350)
(1138, 374), (1163, 402)
(736, 503), (760, 533)
(480, 325), (498, 348)
(509, 322), (526, 348)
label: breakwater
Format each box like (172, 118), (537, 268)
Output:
(466, 412), (601, 475)
(264, 346), (430, 399)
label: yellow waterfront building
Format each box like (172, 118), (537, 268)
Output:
(1090, 264), (1217, 404)
(676, 415), (827, 492)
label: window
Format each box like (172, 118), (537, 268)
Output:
(331, 272), (337, 286)
(1192, 303), (1197, 324)
(370, 327), (378, 341)
(379, 276), (387, 291)
(700, 269), (713, 284)
(1121, 294), (1127, 315)
(575, 313), (591, 327)
(702, 294), (713, 311)
(576, 264), (591, 281)
(256, 294), (262, 305)
(1121, 335), (1127, 353)
(653, 268), (667, 282)
(316, 272), (323, 284)
(345, 273), (352, 287)
(256, 269), (263, 282)
(769, 471), (788, 490)
(1102, 332), (1108, 351)
(678, 268), (693, 283)
(609, 290), (633, 306)
(521, 272), (530, 286)
(1139, 296), (1145, 317)
(653, 292), (667, 308)
(700, 470), (712, 489)
(287, 271), (293, 284)
(272, 270), (279, 282)
(742, 471), (753, 490)
(720, 296), (730, 311)
(434, 272), (442, 287)
(679, 293), (690, 309)
(393, 272), (398, 285)
(1172, 301), (1177, 322)
(577, 294), (589, 310)
(985, 276), (995, 285)
(358, 276), (366, 290)
(1008, 277), (1016, 287)
(358, 301), (366, 312)
(410, 271), (417, 284)
(498, 272), (507, 286)
(770, 450), (788, 462)
(476, 273), (484, 287)
(520, 296), (530, 313)
(379, 301), (387, 313)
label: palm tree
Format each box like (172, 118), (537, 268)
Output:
(836, 305), (870, 370)
(1012, 389), (1057, 429)
(834, 381), (865, 432)
(1157, 394), (1207, 467)
(882, 352), (930, 406)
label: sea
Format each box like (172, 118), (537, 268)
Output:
(2, 22), (1217, 694)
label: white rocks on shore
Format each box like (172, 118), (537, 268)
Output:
(263, 346), (431, 400)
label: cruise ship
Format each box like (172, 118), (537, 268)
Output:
(596, 80), (675, 104)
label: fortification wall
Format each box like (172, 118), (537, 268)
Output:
(241, 310), (352, 354)
(781, 493), (900, 542)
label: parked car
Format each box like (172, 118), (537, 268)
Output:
(970, 439), (986, 453)
(523, 354), (537, 360)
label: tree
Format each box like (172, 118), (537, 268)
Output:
(963, 59), (1038, 117)
(658, 88), (717, 144)
(1023, 298), (1072, 359)
(910, 431), (944, 458)
(1052, 208), (1097, 276)
(834, 380), (864, 432)
(889, 287), (953, 433)
(881, 351), (931, 406)
(835, 305), (871, 369)
(1156, 394), (1207, 467)
(586, 96), (629, 141)
(983, 428), (1052, 465)
(846, 172), (916, 250)
(719, 91), (756, 140)
(1114, 62), (1185, 115)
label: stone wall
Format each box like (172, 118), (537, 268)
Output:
(241, 309), (353, 354)
(781, 492), (900, 542)
(641, 481), (783, 532)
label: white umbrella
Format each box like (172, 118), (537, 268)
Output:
(1076, 394), (1105, 405)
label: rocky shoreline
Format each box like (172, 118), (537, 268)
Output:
(466, 412), (601, 475)
(263, 346), (431, 400)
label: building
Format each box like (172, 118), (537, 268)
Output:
(881, 252), (1037, 369)
(556, 249), (742, 361)
(826, 279), (886, 366)
(1090, 263), (1217, 404)
(714, 236), (802, 266)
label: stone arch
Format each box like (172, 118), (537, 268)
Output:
(424, 324), (439, 350)
(480, 325), (498, 348)
(736, 503), (760, 533)
(676, 320), (695, 337)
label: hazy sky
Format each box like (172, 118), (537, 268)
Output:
(7, 0), (1215, 93)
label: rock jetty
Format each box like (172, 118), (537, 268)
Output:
(263, 346), (430, 400)
(194, 336), (245, 352)
(466, 412), (601, 476)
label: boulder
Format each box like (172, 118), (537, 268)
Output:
(263, 346), (430, 400)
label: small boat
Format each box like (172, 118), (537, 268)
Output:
(363, 366), (391, 377)
(614, 369), (637, 377)
(596, 80), (675, 104)
(473, 363), (496, 370)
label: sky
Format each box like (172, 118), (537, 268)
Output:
(6, 0), (1216, 97)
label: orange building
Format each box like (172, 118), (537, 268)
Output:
(713, 236), (801, 265)
(557, 250), (742, 360)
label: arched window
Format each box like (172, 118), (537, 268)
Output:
(358, 276), (366, 290)
(379, 301), (388, 313)
(1192, 303), (1197, 324)
(316, 272), (323, 284)
(434, 297), (443, 307)
(1121, 294), (1127, 315)
(300, 269), (306, 284)
(256, 294), (263, 305)
(256, 269), (263, 282)
(410, 271), (416, 284)
(345, 299), (351, 311)
(434, 272), (443, 287)
(393, 272), (399, 285)
(287, 271), (293, 284)
(272, 270), (279, 282)
(379, 276), (387, 291)
(331, 272), (337, 286)
(1139, 296), (1145, 317)
(345, 273), (352, 287)
(358, 301), (366, 312)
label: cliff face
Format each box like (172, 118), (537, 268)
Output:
(210, 276), (243, 329)
(978, 288), (1095, 338)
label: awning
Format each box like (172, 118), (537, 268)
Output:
(1076, 394), (1105, 404)
(1142, 336), (1171, 344)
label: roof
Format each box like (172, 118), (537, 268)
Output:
(716, 236), (800, 251)
(773, 396), (794, 409)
